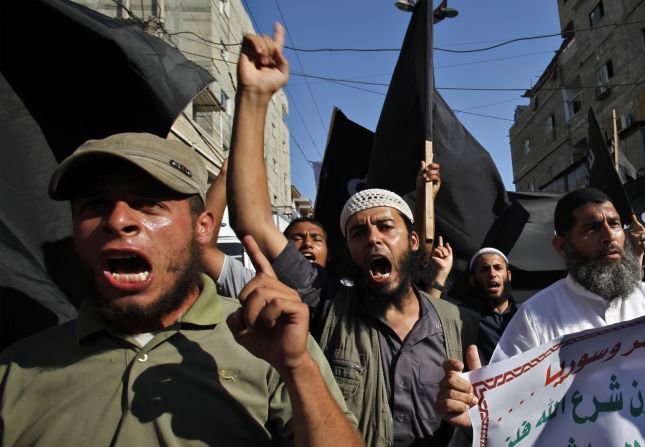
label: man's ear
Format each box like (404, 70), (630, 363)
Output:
(552, 235), (566, 258)
(507, 269), (512, 283)
(409, 230), (420, 251)
(195, 210), (215, 246)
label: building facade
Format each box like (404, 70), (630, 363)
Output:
(76, 0), (292, 210)
(509, 0), (645, 193)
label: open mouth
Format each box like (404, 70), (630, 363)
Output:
(487, 281), (501, 294)
(369, 256), (392, 282)
(302, 252), (316, 263)
(105, 253), (151, 283)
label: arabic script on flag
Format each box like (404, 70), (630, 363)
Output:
(464, 316), (645, 447)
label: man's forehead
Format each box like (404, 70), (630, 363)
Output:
(475, 254), (507, 267)
(572, 201), (619, 222)
(288, 221), (324, 234)
(347, 206), (402, 225)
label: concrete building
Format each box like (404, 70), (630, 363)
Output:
(75, 0), (292, 211)
(509, 0), (645, 193)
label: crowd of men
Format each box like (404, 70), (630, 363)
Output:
(1, 24), (644, 447)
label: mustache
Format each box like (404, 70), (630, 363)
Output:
(600, 241), (624, 257)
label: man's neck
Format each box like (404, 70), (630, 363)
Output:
(118, 286), (201, 334)
(383, 286), (420, 341)
(492, 298), (510, 315)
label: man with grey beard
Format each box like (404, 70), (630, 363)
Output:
(436, 187), (645, 432)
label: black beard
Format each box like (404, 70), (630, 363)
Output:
(475, 280), (512, 310)
(90, 238), (203, 332)
(352, 244), (421, 316)
(565, 237), (641, 301)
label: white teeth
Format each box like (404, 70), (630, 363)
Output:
(373, 273), (391, 280)
(110, 271), (150, 283)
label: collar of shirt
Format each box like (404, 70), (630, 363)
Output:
(75, 274), (224, 343)
(374, 286), (443, 345)
(565, 273), (613, 306)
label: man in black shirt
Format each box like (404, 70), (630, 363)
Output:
(466, 248), (517, 365)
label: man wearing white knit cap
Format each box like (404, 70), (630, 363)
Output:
(225, 25), (479, 447)
(465, 247), (517, 365)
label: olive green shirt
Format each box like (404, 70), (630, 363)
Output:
(0, 274), (354, 446)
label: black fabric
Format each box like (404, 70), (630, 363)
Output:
(586, 108), (634, 224)
(313, 108), (374, 278)
(0, 0), (213, 161)
(0, 0), (214, 346)
(365, 0), (508, 296)
(553, 187), (612, 236)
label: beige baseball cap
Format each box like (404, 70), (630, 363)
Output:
(49, 132), (208, 202)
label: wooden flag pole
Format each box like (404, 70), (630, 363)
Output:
(425, 139), (434, 245)
(611, 109), (619, 170)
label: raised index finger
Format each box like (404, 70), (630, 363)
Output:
(273, 22), (285, 50)
(242, 235), (276, 278)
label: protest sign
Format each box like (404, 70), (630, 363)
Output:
(464, 316), (645, 447)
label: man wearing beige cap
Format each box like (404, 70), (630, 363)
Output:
(0, 133), (362, 447)
(226, 25), (479, 447)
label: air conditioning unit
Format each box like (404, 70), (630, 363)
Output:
(595, 85), (610, 100)
(617, 113), (634, 132)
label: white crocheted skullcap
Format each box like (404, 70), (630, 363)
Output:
(469, 247), (509, 273)
(339, 188), (414, 237)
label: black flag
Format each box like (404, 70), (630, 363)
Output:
(0, 0), (214, 349)
(586, 108), (633, 222)
(0, 0), (214, 161)
(368, 0), (434, 192)
(314, 108), (374, 273)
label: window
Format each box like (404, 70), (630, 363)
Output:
(562, 20), (575, 40)
(595, 60), (613, 99)
(219, 0), (230, 16)
(271, 123), (277, 138)
(220, 41), (229, 62)
(563, 89), (583, 121)
(523, 139), (531, 154)
(596, 60), (613, 84)
(220, 90), (231, 115)
(545, 114), (555, 136)
(589, 1), (604, 27)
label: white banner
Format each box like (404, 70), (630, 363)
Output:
(464, 316), (645, 447)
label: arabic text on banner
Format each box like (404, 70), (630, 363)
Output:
(464, 315), (645, 447)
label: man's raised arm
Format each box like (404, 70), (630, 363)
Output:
(227, 24), (290, 261)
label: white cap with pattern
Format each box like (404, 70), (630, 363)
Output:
(468, 247), (509, 273)
(339, 188), (414, 237)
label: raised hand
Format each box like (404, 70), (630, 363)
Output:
(226, 235), (310, 375)
(416, 160), (442, 199)
(238, 23), (289, 97)
(628, 213), (645, 259)
(431, 235), (453, 276)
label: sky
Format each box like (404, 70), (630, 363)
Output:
(241, 0), (564, 203)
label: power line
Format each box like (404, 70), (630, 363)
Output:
(284, 89), (324, 158)
(273, 0), (328, 136)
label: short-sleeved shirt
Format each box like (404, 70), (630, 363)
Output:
(0, 274), (354, 446)
(216, 254), (255, 298)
